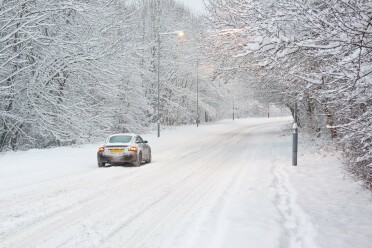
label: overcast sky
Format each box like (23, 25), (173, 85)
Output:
(176, 0), (206, 14)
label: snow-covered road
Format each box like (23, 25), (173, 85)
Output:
(0, 118), (371, 248)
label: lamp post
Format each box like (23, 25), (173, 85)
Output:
(157, 2), (161, 138)
(157, 30), (184, 138)
(233, 100), (235, 121)
(196, 57), (199, 127)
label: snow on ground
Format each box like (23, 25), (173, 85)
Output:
(0, 118), (371, 248)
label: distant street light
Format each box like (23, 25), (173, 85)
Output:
(177, 31), (185, 38)
(157, 30), (185, 138)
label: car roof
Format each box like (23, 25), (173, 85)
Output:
(109, 133), (138, 138)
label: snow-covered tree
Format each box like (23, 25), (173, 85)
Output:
(205, 0), (372, 188)
(0, 0), (232, 152)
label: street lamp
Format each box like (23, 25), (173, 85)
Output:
(157, 30), (184, 137)
(196, 58), (199, 127)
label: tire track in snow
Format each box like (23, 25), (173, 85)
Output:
(2, 124), (256, 247)
(1, 120), (291, 247)
(0, 130), (232, 245)
(207, 142), (259, 248)
(103, 124), (260, 248)
(2, 144), (221, 247)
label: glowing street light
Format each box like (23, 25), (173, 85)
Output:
(177, 30), (185, 37)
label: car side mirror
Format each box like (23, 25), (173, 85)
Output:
(143, 140), (148, 144)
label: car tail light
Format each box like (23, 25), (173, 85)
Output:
(129, 146), (137, 152)
(98, 147), (105, 152)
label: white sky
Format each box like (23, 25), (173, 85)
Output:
(176, 0), (206, 14)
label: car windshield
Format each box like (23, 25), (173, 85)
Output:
(109, 135), (132, 143)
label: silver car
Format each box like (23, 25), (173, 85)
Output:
(97, 133), (151, 167)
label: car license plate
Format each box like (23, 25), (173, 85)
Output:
(109, 149), (124, 153)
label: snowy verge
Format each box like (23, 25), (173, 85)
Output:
(282, 138), (372, 248)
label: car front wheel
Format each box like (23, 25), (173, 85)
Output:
(98, 162), (105, 167)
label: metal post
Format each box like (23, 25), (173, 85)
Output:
(157, 34), (161, 138)
(292, 102), (298, 166)
(233, 100), (235, 121)
(196, 58), (199, 127)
